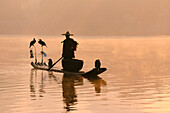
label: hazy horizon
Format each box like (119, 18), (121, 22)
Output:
(0, 0), (170, 36)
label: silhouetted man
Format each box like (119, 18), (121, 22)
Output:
(62, 31), (78, 59)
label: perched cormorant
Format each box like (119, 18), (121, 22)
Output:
(48, 59), (53, 68)
(29, 38), (36, 48)
(38, 39), (47, 47)
(95, 59), (101, 69)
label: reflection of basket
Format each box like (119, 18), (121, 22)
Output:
(62, 59), (84, 72)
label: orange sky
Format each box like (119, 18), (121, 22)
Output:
(0, 0), (170, 36)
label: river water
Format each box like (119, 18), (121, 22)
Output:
(0, 36), (170, 113)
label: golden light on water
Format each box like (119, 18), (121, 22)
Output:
(0, 0), (170, 113)
(1, 36), (170, 113)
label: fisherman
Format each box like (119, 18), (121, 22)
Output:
(61, 31), (78, 59)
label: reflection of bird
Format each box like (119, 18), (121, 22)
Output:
(82, 73), (106, 93)
(95, 59), (101, 69)
(38, 39), (47, 47)
(29, 38), (36, 48)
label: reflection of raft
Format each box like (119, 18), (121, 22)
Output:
(62, 59), (83, 72)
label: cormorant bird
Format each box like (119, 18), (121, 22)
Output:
(38, 39), (47, 47)
(29, 38), (36, 48)
(48, 59), (53, 68)
(95, 59), (101, 69)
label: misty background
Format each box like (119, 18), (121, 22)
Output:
(0, 0), (170, 36)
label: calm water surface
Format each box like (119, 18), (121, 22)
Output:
(0, 36), (170, 113)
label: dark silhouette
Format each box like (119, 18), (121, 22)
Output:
(81, 59), (107, 76)
(43, 62), (48, 66)
(62, 31), (78, 59)
(62, 59), (83, 72)
(48, 59), (53, 68)
(29, 38), (37, 63)
(29, 38), (36, 48)
(30, 50), (34, 58)
(37, 62), (41, 66)
(38, 39), (47, 64)
(95, 59), (101, 70)
(38, 39), (47, 47)
(48, 57), (63, 70)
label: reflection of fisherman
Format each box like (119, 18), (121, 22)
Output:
(62, 74), (82, 111)
(62, 31), (78, 59)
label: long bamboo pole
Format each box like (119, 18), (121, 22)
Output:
(33, 45), (37, 63)
(41, 46), (43, 64)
